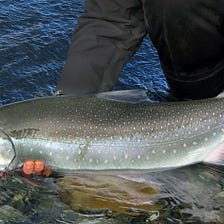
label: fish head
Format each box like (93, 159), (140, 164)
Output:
(0, 130), (15, 172)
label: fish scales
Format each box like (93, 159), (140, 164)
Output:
(0, 93), (223, 171)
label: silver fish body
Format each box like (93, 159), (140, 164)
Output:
(0, 91), (223, 171)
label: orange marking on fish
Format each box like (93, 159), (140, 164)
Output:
(22, 160), (35, 175)
(22, 160), (46, 175)
(34, 160), (45, 173)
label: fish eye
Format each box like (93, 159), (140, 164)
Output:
(0, 130), (15, 172)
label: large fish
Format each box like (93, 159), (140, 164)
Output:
(0, 90), (223, 172)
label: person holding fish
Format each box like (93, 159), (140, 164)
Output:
(56, 0), (224, 100)
(1, 1), (224, 177)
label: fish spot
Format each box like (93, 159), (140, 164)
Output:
(125, 154), (128, 159)
(193, 142), (198, 146)
(113, 156), (117, 161)
(163, 149), (166, 154)
(104, 160), (108, 164)
(152, 150), (155, 154)
(173, 149), (177, 154)
(89, 158), (93, 163)
(183, 143), (187, 148)
(49, 152), (53, 156)
(137, 155), (141, 160)
(39, 150), (43, 154)
(213, 132), (216, 136)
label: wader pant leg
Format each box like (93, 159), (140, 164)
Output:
(142, 0), (224, 100)
(56, 0), (146, 95)
(166, 67), (224, 100)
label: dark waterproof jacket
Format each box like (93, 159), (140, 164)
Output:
(56, 0), (224, 99)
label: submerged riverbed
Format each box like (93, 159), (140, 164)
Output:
(0, 0), (223, 223)
(0, 165), (223, 223)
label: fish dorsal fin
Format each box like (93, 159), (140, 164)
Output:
(97, 89), (152, 104)
(216, 91), (224, 99)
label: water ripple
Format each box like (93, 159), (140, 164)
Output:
(0, 0), (167, 105)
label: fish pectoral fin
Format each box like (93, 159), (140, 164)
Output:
(204, 142), (224, 166)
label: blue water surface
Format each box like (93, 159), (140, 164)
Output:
(0, 0), (168, 105)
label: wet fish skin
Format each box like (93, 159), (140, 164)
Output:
(0, 91), (223, 171)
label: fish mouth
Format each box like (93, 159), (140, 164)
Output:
(0, 129), (16, 172)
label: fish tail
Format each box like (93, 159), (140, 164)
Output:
(204, 143), (224, 166)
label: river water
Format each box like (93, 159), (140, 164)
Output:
(0, 0), (223, 223)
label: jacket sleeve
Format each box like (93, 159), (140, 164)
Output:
(56, 0), (146, 94)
